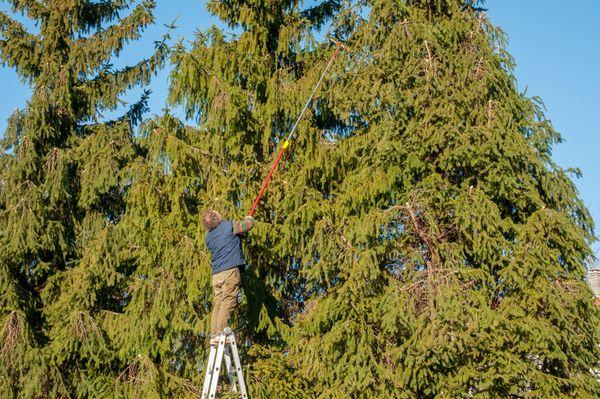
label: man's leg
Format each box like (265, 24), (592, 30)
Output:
(216, 267), (240, 333)
(211, 272), (225, 336)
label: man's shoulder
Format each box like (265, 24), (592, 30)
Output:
(211, 220), (234, 237)
(214, 220), (232, 230)
(222, 220), (233, 230)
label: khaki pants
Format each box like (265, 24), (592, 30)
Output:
(210, 267), (241, 335)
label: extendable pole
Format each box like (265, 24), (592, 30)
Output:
(249, 39), (344, 216)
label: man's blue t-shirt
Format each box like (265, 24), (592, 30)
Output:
(205, 220), (246, 275)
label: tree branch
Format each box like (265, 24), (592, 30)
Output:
(70, 1), (155, 76)
(0, 12), (40, 80)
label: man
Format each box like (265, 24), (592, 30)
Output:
(201, 210), (255, 342)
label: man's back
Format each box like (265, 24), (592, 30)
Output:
(205, 220), (245, 275)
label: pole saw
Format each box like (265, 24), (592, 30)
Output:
(248, 38), (344, 217)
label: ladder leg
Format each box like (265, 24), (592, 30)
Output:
(224, 346), (237, 393)
(208, 335), (227, 399)
(201, 344), (218, 399)
(229, 335), (249, 399)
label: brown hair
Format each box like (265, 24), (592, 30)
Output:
(201, 210), (222, 231)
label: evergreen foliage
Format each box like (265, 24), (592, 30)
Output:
(0, 0), (166, 396)
(162, 0), (600, 397)
(1, 0), (598, 398)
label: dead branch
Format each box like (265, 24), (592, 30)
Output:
(424, 40), (434, 73)
(405, 202), (437, 270)
(1, 311), (21, 358)
(401, 18), (411, 38)
(486, 99), (495, 127)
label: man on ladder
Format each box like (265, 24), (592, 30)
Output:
(201, 210), (255, 398)
(202, 210), (255, 340)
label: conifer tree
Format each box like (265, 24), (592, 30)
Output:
(0, 1), (166, 396)
(286, 1), (599, 397)
(115, 1), (345, 396)
(161, 0), (599, 398)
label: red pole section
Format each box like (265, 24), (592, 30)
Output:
(248, 40), (343, 217)
(248, 140), (289, 216)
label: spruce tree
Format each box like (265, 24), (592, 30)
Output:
(162, 0), (599, 398)
(116, 1), (345, 396)
(0, 0), (166, 396)
(285, 1), (600, 397)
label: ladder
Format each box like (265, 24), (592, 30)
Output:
(201, 327), (249, 399)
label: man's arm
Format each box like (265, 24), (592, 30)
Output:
(232, 216), (255, 235)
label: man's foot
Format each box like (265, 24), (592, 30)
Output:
(208, 332), (220, 346)
(209, 328), (235, 345)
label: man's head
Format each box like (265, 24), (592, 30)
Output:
(201, 210), (222, 231)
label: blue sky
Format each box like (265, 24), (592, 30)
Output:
(1, 1), (598, 254)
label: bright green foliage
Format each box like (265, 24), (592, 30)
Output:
(0, 0), (166, 396)
(1, 0), (599, 398)
(160, 0), (599, 398)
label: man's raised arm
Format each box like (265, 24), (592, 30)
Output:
(232, 215), (255, 235)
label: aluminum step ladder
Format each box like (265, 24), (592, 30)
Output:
(201, 327), (248, 399)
